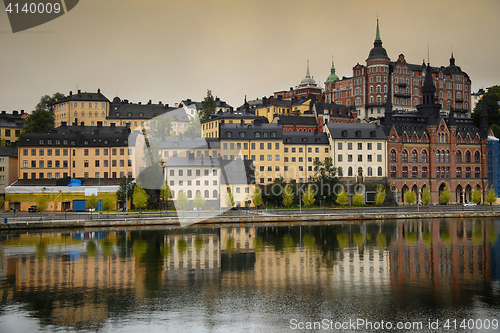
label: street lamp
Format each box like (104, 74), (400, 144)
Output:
(324, 195), (326, 214)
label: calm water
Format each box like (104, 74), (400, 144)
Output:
(0, 219), (499, 332)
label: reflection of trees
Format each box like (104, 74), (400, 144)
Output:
(405, 232), (418, 246)
(177, 238), (188, 255)
(36, 239), (48, 259)
(422, 232), (432, 248)
(226, 238), (235, 256)
(337, 233), (349, 249)
(472, 222), (484, 244)
(303, 234), (316, 252)
(101, 239), (114, 257)
(283, 234), (295, 254)
(86, 241), (98, 257)
(133, 240), (148, 262)
(253, 236), (262, 256)
(161, 244), (172, 259)
(194, 236), (204, 253)
(376, 233), (386, 250)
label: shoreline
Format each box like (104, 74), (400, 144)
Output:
(1, 210), (500, 230)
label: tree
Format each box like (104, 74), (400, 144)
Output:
(310, 157), (339, 204)
(352, 189), (364, 207)
(422, 186), (431, 205)
(147, 113), (173, 139)
(375, 185), (386, 206)
(86, 194), (98, 219)
(472, 86), (500, 136)
(404, 190), (416, 205)
(225, 186), (235, 208)
(193, 191), (206, 210)
(133, 185), (149, 213)
(471, 188), (482, 204)
(486, 186), (497, 205)
(117, 176), (134, 210)
(36, 194), (49, 212)
(200, 90), (216, 121)
(439, 186), (451, 205)
(176, 190), (189, 211)
(302, 185), (315, 208)
(101, 193), (115, 217)
(282, 184), (295, 210)
(252, 185), (263, 208)
(160, 181), (173, 210)
(336, 189), (348, 206)
(23, 92), (65, 134)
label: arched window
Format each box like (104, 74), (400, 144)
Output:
(378, 167), (382, 176)
(402, 166), (408, 178)
(456, 167), (462, 178)
(436, 151), (440, 163)
(213, 190), (218, 198)
(456, 150), (462, 163)
(440, 150), (444, 163)
(412, 166), (418, 178)
(457, 136), (461, 144)
(402, 150), (408, 163)
(412, 150), (418, 162)
(465, 151), (471, 163)
(446, 150), (449, 163)
(422, 135), (427, 143)
(171, 190), (175, 198)
(475, 167), (480, 178)
(338, 166), (343, 177)
(204, 190), (209, 198)
(187, 190), (192, 198)
(422, 150), (427, 163)
(348, 167), (353, 176)
(390, 166), (396, 178)
(475, 151), (480, 163)
(367, 167), (373, 176)
(390, 149), (397, 163)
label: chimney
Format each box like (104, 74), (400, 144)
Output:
(69, 91), (73, 96)
(1, 111), (6, 115)
(12, 111), (18, 115)
(10, 141), (16, 148)
(21, 110), (24, 114)
(240, 119), (244, 124)
(269, 96), (274, 105)
(97, 88), (100, 94)
(78, 89), (81, 94)
(148, 99), (152, 104)
(138, 102), (141, 105)
(73, 118), (78, 126)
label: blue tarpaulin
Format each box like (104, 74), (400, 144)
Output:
(68, 179), (81, 187)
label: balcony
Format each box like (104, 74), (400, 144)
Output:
(394, 93), (411, 98)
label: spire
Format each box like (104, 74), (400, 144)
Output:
(306, 59), (311, 78)
(421, 63), (436, 104)
(325, 58), (339, 83)
(480, 98), (490, 138)
(449, 50), (456, 66)
(448, 107), (456, 127)
(376, 18), (381, 40)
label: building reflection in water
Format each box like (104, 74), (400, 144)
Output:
(0, 218), (498, 331)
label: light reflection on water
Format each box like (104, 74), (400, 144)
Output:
(0, 218), (499, 332)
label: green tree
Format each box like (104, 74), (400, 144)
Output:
(487, 186), (497, 205)
(352, 189), (364, 207)
(147, 113), (173, 139)
(0, 196), (4, 211)
(101, 193), (115, 217)
(184, 119), (202, 138)
(404, 190), (416, 205)
(375, 185), (386, 206)
(302, 185), (315, 208)
(252, 185), (263, 208)
(225, 186), (235, 208)
(439, 186), (451, 205)
(23, 92), (65, 133)
(282, 184), (295, 210)
(471, 188), (482, 204)
(133, 185), (149, 213)
(116, 176), (134, 210)
(86, 194), (98, 219)
(193, 191), (206, 210)
(422, 186), (431, 205)
(310, 157), (339, 204)
(160, 181), (172, 210)
(336, 189), (348, 206)
(200, 90), (216, 121)
(176, 190), (189, 211)
(36, 194), (49, 212)
(472, 86), (500, 136)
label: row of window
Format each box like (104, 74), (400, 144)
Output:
(337, 166), (383, 177)
(338, 142), (383, 150)
(170, 189), (225, 199)
(72, 102), (106, 110)
(169, 169), (216, 177)
(170, 180), (218, 187)
(338, 154), (383, 162)
(390, 166), (480, 178)
(390, 149), (481, 163)
(22, 159), (131, 168)
(24, 148), (130, 156)
(23, 171), (131, 180)
(0, 129), (19, 137)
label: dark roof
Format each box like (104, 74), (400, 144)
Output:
(204, 109), (266, 123)
(19, 124), (131, 147)
(275, 115), (317, 126)
(0, 111), (26, 128)
(219, 123), (283, 140)
(327, 122), (386, 140)
(59, 90), (110, 103)
(108, 98), (177, 120)
(157, 137), (220, 150)
(282, 131), (329, 145)
(313, 102), (355, 118)
(0, 147), (18, 157)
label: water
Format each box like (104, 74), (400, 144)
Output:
(0, 218), (499, 332)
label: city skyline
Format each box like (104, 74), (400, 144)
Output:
(1, 0), (499, 113)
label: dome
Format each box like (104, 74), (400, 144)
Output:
(297, 60), (317, 88)
(366, 20), (390, 62)
(112, 96), (121, 103)
(325, 62), (339, 83)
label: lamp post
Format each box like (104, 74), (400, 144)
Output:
(324, 195), (326, 214)
(98, 173), (101, 219)
(125, 176), (128, 212)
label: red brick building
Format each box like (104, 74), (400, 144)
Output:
(384, 63), (491, 204)
(325, 20), (472, 121)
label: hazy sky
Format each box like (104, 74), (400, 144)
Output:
(1, 0), (499, 113)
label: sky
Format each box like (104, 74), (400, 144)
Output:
(1, 0), (499, 113)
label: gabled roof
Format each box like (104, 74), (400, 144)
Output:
(108, 98), (177, 120)
(327, 122), (386, 140)
(59, 90), (110, 103)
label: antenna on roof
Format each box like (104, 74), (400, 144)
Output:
(427, 43), (430, 64)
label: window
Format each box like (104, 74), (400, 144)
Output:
(436, 167), (440, 178)
(358, 155), (362, 162)
(367, 143), (372, 150)
(475, 167), (480, 178)
(39, 149), (44, 156)
(338, 155), (343, 162)
(338, 142), (342, 150)
(475, 151), (480, 163)
(348, 143), (352, 150)
(390, 150), (396, 163)
(456, 167), (462, 178)
(456, 150), (462, 163)
(348, 155), (352, 162)
(358, 143), (362, 150)
(402, 150), (408, 163)
(367, 155), (372, 162)
(84, 149), (89, 156)
(465, 151), (471, 163)
(377, 155), (382, 162)
(422, 150), (427, 163)
(465, 167), (471, 178)
(84, 160), (89, 167)
(422, 167), (428, 178)
(402, 166), (408, 178)
(367, 167), (372, 176)
(31, 160), (36, 167)
(348, 167), (353, 176)
(412, 167), (418, 178)
(412, 150), (418, 163)
(112, 160), (117, 167)
(378, 167), (382, 176)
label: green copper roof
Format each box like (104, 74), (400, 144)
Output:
(326, 62), (339, 82)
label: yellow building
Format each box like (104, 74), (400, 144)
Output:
(53, 89), (110, 128)
(219, 122), (330, 185)
(0, 110), (26, 145)
(0, 147), (18, 194)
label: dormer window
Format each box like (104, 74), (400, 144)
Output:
(226, 132), (232, 138)
(127, 112), (132, 118)
(342, 130), (348, 137)
(355, 130), (361, 137)
(271, 132), (276, 137)
(239, 132), (245, 138)
(255, 132), (261, 138)
(139, 112), (144, 118)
